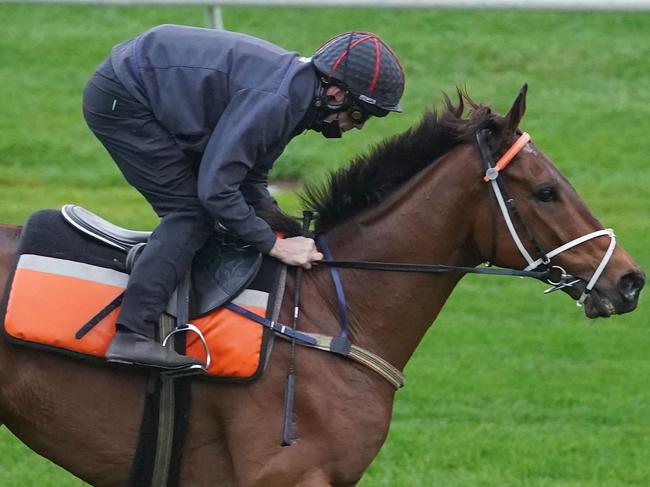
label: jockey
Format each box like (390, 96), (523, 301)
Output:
(82, 25), (405, 369)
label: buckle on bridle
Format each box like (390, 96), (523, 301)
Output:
(543, 265), (581, 294)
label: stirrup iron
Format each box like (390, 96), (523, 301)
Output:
(162, 323), (211, 373)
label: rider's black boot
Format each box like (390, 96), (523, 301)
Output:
(106, 329), (202, 369)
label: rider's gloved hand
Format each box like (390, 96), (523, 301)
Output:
(269, 236), (323, 269)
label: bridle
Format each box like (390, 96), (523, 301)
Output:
(475, 129), (616, 306)
(321, 129), (618, 307)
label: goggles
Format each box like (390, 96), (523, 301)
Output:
(346, 98), (390, 123)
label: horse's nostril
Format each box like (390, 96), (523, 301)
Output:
(618, 271), (646, 302)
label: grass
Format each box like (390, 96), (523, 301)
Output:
(0, 5), (649, 486)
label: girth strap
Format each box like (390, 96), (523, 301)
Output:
(150, 269), (192, 487)
(150, 314), (177, 487)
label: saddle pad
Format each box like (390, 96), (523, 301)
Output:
(1, 210), (282, 382)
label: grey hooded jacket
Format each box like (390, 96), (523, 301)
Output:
(107, 24), (318, 253)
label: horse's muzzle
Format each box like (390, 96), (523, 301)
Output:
(581, 268), (645, 318)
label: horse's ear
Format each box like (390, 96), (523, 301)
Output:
(505, 83), (528, 133)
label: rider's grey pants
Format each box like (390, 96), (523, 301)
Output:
(82, 62), (213, 338)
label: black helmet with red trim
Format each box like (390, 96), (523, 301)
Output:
(312, 31), (405, 113)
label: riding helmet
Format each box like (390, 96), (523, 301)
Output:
(312, 31), (405, 113)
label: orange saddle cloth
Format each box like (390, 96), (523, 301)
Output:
(2, 253), (280, 381)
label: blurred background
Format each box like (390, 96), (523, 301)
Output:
(0, 1), (648, 485)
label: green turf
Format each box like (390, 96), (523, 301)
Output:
(0, 5), (649, 486)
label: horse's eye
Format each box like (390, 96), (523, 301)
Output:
(535, 187), (558, 203)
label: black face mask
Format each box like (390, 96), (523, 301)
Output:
(313, 104), (376, 139)
(314, 116), (343, 139)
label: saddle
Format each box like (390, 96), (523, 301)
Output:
(61, 204), (263, 318)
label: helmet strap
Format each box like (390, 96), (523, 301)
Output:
(306, 80), (348, 138)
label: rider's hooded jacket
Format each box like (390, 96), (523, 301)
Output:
(106, 24), (317, 253)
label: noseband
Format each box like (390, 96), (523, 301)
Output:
(476, 129), (616, 306)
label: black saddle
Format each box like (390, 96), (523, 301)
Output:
(61, 205), (262, 318)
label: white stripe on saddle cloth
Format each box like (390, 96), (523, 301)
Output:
(18, 253), (269, 313)
(17, 254), (129, 288)
(232, 289), (269, 309)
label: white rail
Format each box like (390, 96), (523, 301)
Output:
(2, 0), (649, 29)
(6, 0), (650, 6)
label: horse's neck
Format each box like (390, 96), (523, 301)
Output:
(319, 146), (484, 369)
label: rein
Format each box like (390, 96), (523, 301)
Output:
(321, 260), (549, 279)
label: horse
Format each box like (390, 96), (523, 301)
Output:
(0, 86), (644, 486)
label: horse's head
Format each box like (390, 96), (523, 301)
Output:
(472, 85), (645, 318)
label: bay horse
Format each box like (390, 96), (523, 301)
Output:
(0, 87), (644, 486)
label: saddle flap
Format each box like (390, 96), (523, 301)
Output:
(167, 240), (263, 318)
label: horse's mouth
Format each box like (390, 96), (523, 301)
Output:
(560, 278), (640, 319)
(582, 288), (616, 318)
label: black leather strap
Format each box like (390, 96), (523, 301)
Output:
(321, 260), (549, 279)
(476, 129), (549, 266)
(75, 292), (124, 339)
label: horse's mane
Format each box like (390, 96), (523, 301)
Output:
(261, 89), (508, 235)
